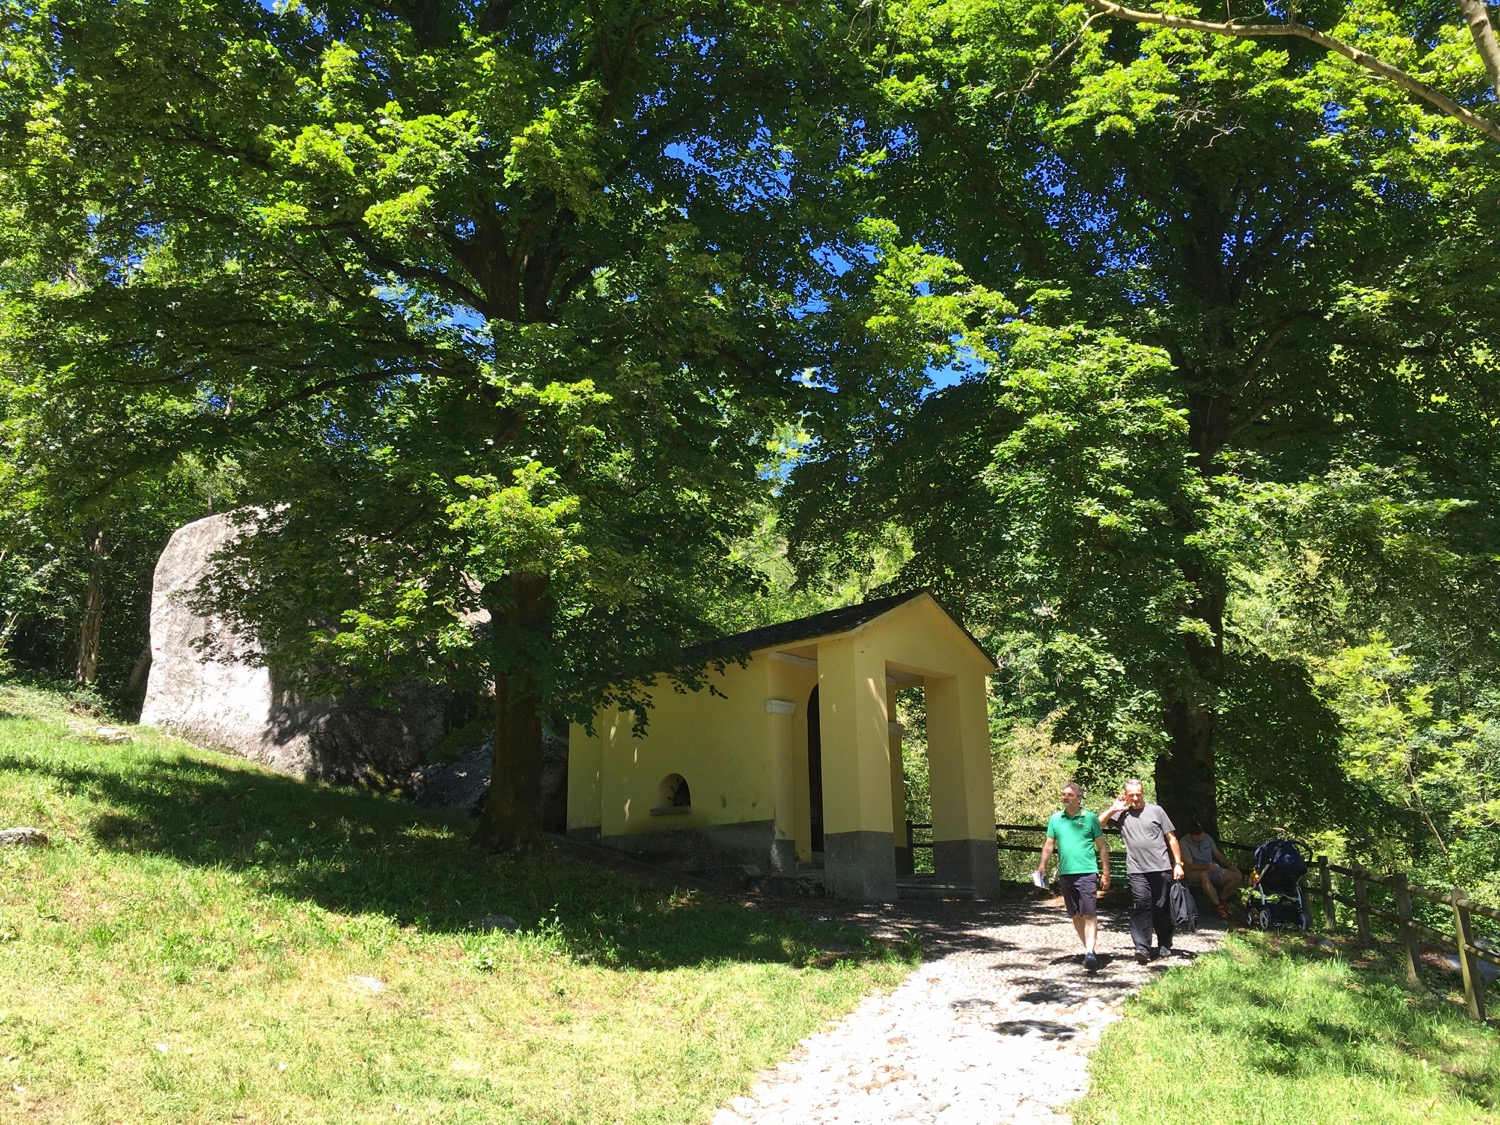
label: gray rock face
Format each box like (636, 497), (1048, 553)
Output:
(411, 743), (493, 815)
(0, 828), (49, 847)
(139, 513), (444, 784)
(411, 730), (569, 832)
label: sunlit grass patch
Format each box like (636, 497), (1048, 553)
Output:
(0, 681), (914, 1123)
(1076, 931), (1500, 1125)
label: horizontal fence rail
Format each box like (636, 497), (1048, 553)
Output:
(905, 821), (1496, 1023)
(1317, 856), (1497, 1023)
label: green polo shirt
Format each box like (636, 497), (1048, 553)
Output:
(1047, 809), (1103, 875)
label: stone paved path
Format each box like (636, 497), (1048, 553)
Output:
(713, 893), (1227, 1125)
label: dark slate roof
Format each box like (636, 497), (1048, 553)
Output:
(685, 589), (997, 668)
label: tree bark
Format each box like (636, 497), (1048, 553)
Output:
(74, 522), (106, 686)
(1157, 572), (1224, 835)
(1156, 391), (1229, 835)
(1455, 0), (1500, 104)
(470, 572), (554, 853)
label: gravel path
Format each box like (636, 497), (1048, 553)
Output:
(714, 891), (1228, 1125)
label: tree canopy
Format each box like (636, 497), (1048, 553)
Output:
(1, 0), (863, 848)
(782, 0), (1500, 843)
(4, 0), (1500, 880)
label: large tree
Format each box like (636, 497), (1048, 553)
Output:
(0, 0), (852, 848)
(785, 0), (1500, 832)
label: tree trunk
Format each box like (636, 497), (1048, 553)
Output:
(1156, 391), (1229, 835)
(471, 572), (553, 853)
(1157, 571), (1224, 834)
(74, 522), (106, 686)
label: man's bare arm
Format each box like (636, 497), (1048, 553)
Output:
(1037, 837), (1055, 877)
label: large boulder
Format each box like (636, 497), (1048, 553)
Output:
(139, 513), (444, 784)
(411, 730), (569, 832)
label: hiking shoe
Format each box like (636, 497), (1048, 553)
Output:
(1083, 952), (1099, 972)
(1216, 903), (1230, 919)
(1134, 950), (1150, 965)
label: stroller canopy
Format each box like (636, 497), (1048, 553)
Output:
(1253, 838), (1308, 893)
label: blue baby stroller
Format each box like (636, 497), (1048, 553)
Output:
(1246, 838), (1311, 931)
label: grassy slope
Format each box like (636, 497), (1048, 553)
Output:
(1077, 931), (1500, 1125)
(0, 684), (913, 1124)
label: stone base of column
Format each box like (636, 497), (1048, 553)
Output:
(894, 845), (914, 877)
(769, 838), (798, 874)
(824, 830), (898, 901)
(934, 838), (1002, 900)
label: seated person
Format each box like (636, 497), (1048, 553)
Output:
(1181, 820), (1243, 918)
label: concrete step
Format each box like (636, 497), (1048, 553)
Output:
(896, 880), (975, 901)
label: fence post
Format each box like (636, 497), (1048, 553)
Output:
(1451, 888), (1487, 1023)
(1392, 872), (1419, 986)
(1352, 862), (1372, 946)
(1318, 856), (1336, 929)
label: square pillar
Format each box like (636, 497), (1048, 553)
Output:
(887, 680), (912, 877)
(816, 636), (897, 901)
(765, 697), (799, 873)
(925, 675), (1001, 899)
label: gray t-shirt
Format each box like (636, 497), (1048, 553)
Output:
(1183, 833), (1218, 867)
(1119, 803), (1176, 874)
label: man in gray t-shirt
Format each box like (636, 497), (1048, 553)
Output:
(1101, 779), (1185, 963)
(1182, 821), (1242, 918)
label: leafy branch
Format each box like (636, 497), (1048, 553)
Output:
(1083, 0), (1500, 144)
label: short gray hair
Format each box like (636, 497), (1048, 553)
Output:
(1062, 781), (1082, 796)
(1123, 778), (1145, 791)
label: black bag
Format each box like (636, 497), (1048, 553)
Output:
(1169, 877), (1198, 933)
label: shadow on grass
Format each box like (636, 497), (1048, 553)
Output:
(2, 741), (905, 974)
(1134, 934), (1500, 1109)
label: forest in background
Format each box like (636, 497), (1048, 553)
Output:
(2, 0), (1499, 904)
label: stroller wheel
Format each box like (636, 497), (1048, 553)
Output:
(1260, 908), (1272, 931)
(1299, 906), (1311, 931)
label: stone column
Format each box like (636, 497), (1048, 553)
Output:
(816, 636), (898, 901)
(889, 718), (913, 876)
(925, 674), (1001, 899)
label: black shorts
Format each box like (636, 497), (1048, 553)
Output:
(1059, 872), (1099, 917)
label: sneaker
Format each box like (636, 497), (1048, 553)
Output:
(1216, 903), (1230, 919)
(1083, 952), (1099, 972)
(1134, 950), (1150, 965)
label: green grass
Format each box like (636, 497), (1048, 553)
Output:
(0, 683), (914, 1124)
(1076, 930), (1500, 1125)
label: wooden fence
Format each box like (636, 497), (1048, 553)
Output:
(1313, 856), (1500, 1023)
(908, 821), (1499, 1023)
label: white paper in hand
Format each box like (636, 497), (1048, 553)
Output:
(1031, 871), (1048, 889)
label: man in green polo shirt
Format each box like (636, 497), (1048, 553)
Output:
(1035, 781), (1111, 972)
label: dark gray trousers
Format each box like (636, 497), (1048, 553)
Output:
(1127, 869), (1174, 955)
